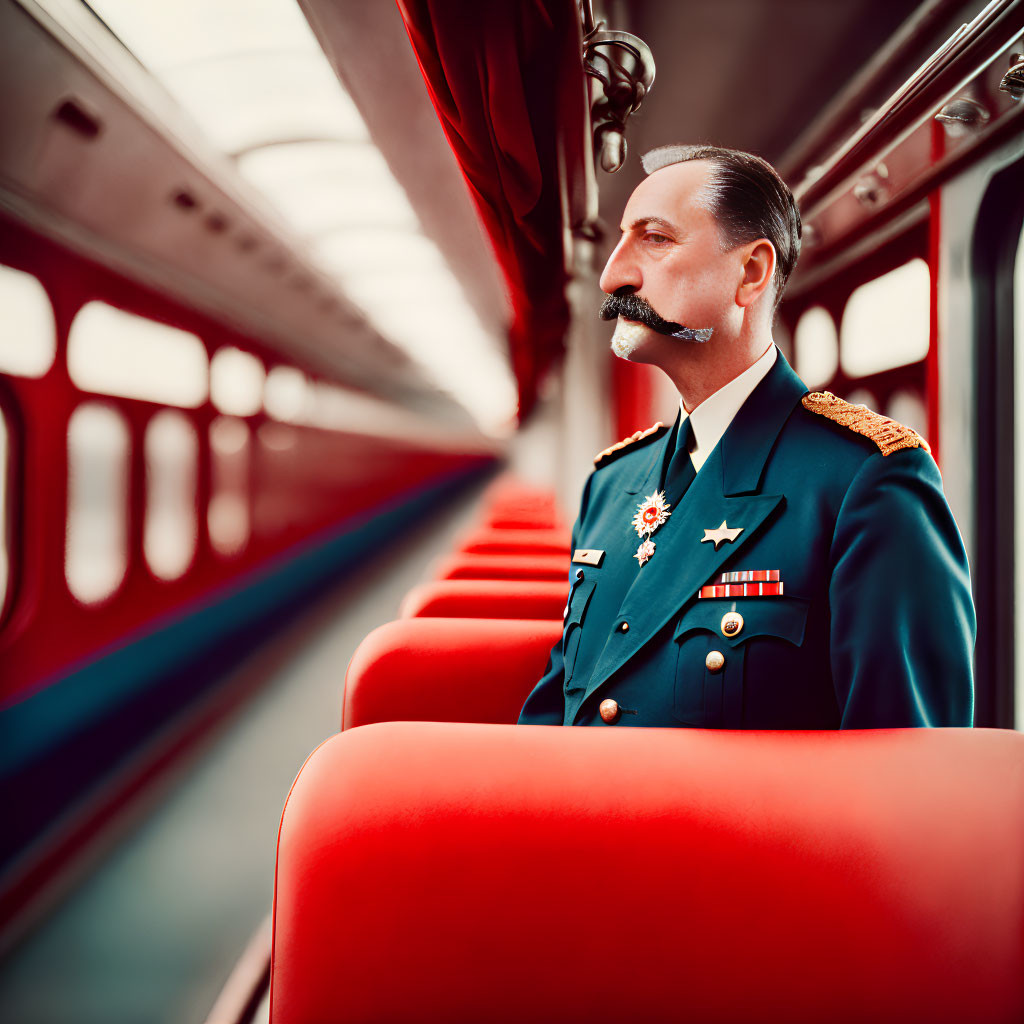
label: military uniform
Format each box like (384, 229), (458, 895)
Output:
(518, 348), (975, 729)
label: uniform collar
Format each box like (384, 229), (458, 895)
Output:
(625, 346), (807, 497)
(681, 343), (777, 473)
(720, 345), (807, 495)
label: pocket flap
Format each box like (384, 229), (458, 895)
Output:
(673, 597), (809, 647)
(565, 580), (596, 627)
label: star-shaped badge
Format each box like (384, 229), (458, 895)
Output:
(701, 520), (744, 549)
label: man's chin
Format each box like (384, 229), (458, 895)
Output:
(610, 318), (652, 359)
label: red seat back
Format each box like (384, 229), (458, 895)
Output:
(400, 579), (566, 620)
(271, 723), (1024, 1023)
(432, 552), (569, 581)
(455, 527), (570, 555)
(478, 480), (565, 531)
(342, 618), (560, 730)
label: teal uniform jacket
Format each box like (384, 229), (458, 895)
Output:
(518, 350), (976, 729)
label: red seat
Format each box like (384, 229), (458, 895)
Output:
(481, 478), (562, 513)
(480, 509), (565, 530)
(400, 579), (567, 620)
(455, 527), (570, 556)
(341, 617), (560, 730)
(271, 722), (1024, 1023)
(432, 552), (569, 581)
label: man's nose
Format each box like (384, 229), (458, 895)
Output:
(599, 237), (642, 295)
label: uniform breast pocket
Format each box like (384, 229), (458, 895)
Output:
(672, 598), (809, 727)
(562, 580), (596, 690)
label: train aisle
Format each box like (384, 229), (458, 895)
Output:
(0, 473), (504, 1024)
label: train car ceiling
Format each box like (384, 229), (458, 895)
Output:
(0, 0), (519, 436)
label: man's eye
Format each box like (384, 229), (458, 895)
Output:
(643, 232), (671, 245)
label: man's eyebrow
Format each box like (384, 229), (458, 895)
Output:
(623, 215), (683, 234)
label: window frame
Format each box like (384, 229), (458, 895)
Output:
(970, 153), (1024, 729)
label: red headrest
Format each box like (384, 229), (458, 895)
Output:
(431, 552), (569, 581)
(399, 579), (567, 620)
(455, 527), (570, 555)
(481, 512), (565, 530)
(342, 618), (560, 730)
(271, 723), (1024, 1023)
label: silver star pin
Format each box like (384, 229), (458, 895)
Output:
(701, 520), (744, 549)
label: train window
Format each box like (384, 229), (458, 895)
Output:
(66, 403), (130, 604)
(210, 347), (265, 417)
(793, 306), (838, 389)
(1015, 221), (1024, 731)
(144, 411), (197, 580)
(209, 416), (250, 556)
(885, 389), (928, 439)
(265, 366), (310, 422)
(0, 264), (56, 377)
(845, 387), (878, 409)
(840, 258), (929, 378)
(0, 410), (8, 614)
(68, 302), (208, 407)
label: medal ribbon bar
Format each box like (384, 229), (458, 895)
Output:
(698, 581), (784, 599)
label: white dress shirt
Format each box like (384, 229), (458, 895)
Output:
(680, 343), (778, 473)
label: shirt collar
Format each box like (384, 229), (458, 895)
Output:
(679, 343), (778, 472)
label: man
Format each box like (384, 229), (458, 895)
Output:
(519, 144), (975, 729)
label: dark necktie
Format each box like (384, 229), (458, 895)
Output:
(663, 416), (696, 505)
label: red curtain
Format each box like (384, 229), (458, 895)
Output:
(396, 0), (586, 419)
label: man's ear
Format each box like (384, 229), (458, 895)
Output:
(736, 240), (776, 308)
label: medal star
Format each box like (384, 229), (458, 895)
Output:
(631, 491), (671, 539)
(701, 520), (744, 549)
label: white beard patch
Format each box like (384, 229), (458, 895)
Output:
(610, 318), (648, 358)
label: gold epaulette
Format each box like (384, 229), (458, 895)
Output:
(801, 392), (931, 456)
(593, 421), (668, 468)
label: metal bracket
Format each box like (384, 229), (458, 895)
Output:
(580, 1), (655, 173)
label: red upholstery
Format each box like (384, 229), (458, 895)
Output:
(400, 580), (567, 620)
(481, 511), (564, 530)
(271, 722), (1024, 1023)
(432, 552), (569, 581)
(341, 618), (560, 730)
(481, 477), (562, 510)
(455, 526), (570, 555)
(396, 2), (586, 417)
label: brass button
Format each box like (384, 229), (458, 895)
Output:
(705, 650), (725, 672)
(599, 699), (620, 723)
(618, 621), (629, 633)
(721, 611), (744, 638)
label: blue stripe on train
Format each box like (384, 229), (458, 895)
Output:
(0, 462), (492, 878)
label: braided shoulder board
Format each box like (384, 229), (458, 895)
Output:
(802, 392), (930, 456)
(593, 421), (668, 468)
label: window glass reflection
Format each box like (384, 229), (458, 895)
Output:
(840, 259), (930, 377)
(69, 302), (208, 407)
(209, 416), (250, 556)
(66, 404), (130, 603)
(0, 264), (56, 378)
(145, 411), (198, 580)
(794, 306), (838, 389)
(210, 347), (264, 417)
(886, 389), (928, 441)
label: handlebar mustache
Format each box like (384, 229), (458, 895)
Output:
(598, 292), (713, 342)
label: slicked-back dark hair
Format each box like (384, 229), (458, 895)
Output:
(640, 144), (802, 314)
